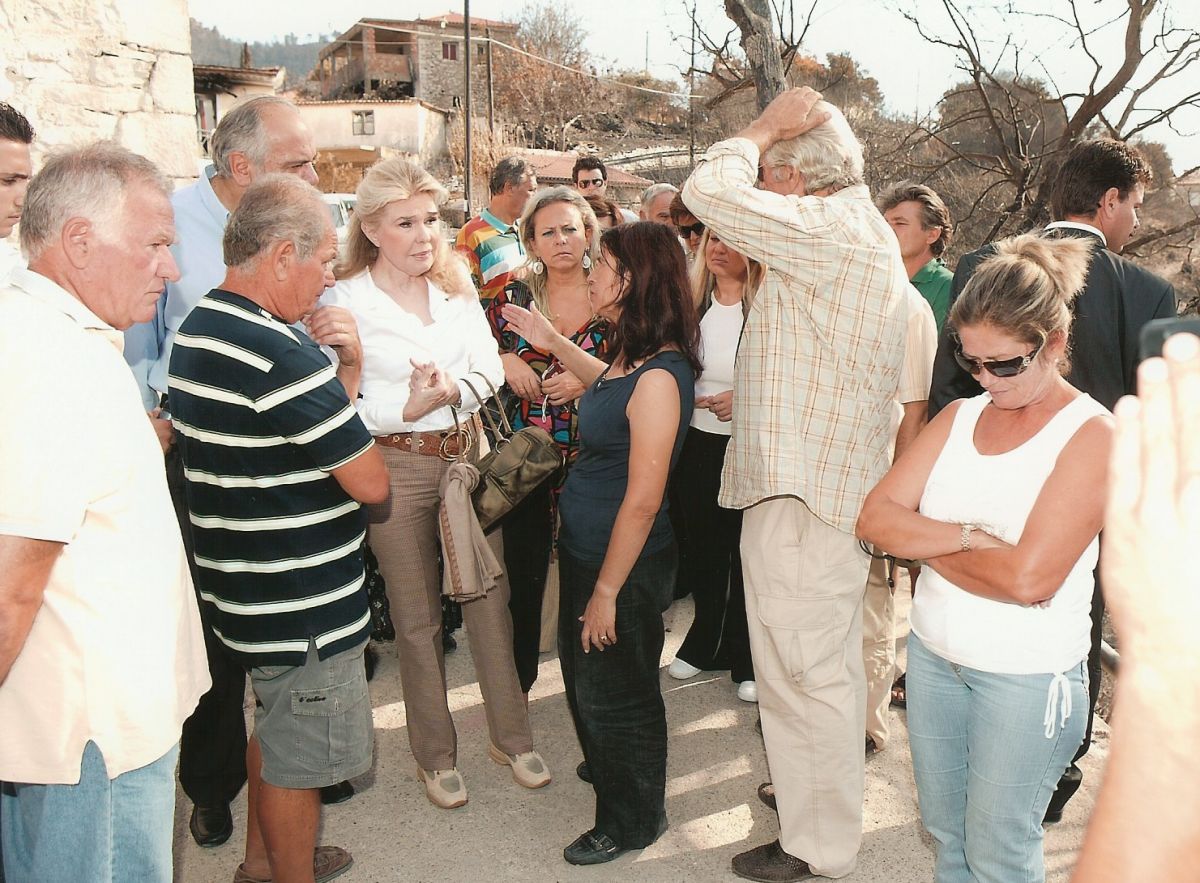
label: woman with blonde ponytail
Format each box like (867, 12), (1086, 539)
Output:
(323, 157), (549, 810)
(857, 234), (1113, 883)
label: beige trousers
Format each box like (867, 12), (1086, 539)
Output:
(741, 496), (868, 879)
(368, 445), (532, 771)
(861, 552), (895, 750)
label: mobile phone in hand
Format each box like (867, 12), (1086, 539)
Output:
(1138, 316), (1200, 364)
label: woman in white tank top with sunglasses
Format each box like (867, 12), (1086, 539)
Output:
(858, 233), (1112, 883)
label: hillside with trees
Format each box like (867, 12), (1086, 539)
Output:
(189, 19), (329, 85)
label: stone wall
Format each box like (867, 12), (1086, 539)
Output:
(0, 0), (198, 185)
(413, 27), (498, 115)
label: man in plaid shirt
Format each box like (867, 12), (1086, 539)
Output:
(683, 87), (907, 882)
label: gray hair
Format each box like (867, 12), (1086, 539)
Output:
(210, 95), (297, 178)
(20, 141), (169, 260)
(223, 174), (328, 269)
(640, 182), (678, 211)
(489, 156), (534, 196)
(763, 102), (864, 192)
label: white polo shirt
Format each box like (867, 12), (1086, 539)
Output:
(0, 268), (210, 783)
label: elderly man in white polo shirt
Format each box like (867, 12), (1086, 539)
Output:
(0, 143), (209, 882)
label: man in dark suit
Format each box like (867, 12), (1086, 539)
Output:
(927, 138), (1176, 822)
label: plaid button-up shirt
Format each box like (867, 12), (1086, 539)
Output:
(682, 137), (908, 534)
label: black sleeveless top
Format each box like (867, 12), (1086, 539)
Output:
(557, 351), (695, 563)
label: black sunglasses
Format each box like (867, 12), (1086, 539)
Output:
(676, 221), (705, 238)
(953, 340), (1043, 378)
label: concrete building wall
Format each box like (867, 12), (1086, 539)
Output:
(0, 0), (198, 185)
(296, 100), (449, 166)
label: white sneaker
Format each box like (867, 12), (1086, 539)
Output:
(737, 680), (758, 703)
(668, 658), (703, 680)
(488, 742), (552, 789)
(416, 766), (468, 809)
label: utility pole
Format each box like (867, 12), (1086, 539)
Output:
(463, 0), (473, 215)
(688, 2), (696, 170)
(486, 26), (495, 135)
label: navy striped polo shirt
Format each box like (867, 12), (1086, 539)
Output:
(168, 289), (375, 666)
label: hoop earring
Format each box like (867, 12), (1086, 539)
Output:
(581, 254), (592, 271)
(531, 260), (545, 275)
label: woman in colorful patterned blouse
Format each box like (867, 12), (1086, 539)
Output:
(485, 186), (609, 697)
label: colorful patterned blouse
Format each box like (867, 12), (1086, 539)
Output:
(485, 281), (609, 477)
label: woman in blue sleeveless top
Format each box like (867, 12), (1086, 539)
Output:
(501, 222), (701, 866)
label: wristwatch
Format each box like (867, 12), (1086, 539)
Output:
(960, 523), (975, 553)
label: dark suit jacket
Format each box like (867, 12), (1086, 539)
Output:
(928, 228), (1177, 417)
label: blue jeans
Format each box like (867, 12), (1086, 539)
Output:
(907, 634), (1086, 883)
(1, 740), (179, 882)
(559, 544), (675, 847)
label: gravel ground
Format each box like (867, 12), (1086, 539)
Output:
(172, 588), (1106, 883)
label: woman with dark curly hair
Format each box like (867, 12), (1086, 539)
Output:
(502, 221), (700, 866)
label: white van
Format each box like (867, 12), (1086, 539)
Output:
(322, 193), (357, 246)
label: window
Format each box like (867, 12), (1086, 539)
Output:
(442, 41), (458, 61)
(352, 110), (375, 136)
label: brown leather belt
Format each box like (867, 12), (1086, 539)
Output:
(374, 414), (479, 461)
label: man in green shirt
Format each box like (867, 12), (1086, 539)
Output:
(877, 182), (953, 331)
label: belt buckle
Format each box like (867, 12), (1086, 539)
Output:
(438, 427), (473, 462)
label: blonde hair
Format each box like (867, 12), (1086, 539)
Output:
(689, 229), (765, 316)
(950, 233), (1094, 373)
(336, 156), (473, 297)
(516, 186), (599, 315)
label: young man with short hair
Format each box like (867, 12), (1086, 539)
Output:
(877, 181), (954, 331)
(573, 156), (637, 222)
(0, 103), (34, 282)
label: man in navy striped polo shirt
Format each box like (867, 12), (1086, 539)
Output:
(168, 175), (388, 883)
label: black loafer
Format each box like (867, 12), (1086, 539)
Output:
(1043, 764), (1083, 824)
(189, 802), (233, 847)
(757, 782), (777, 812)
(732, 840), (814, 882)
(576, 761), (592, 783)
(564, 829), (628, 865)
(320, 780), (355, 805)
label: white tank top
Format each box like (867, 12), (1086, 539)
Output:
(911, 392), (1109, 675)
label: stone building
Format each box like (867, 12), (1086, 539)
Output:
(0, 0), (198, 186)
(314, 13), (516, 113)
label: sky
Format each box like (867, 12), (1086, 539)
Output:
(188, 0), (1198, 173)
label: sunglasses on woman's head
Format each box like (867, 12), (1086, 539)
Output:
(676, 221), (705, 238)
(953, 340), (1043, 378)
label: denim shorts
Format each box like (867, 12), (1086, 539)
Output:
(248, 639), (373, 789)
